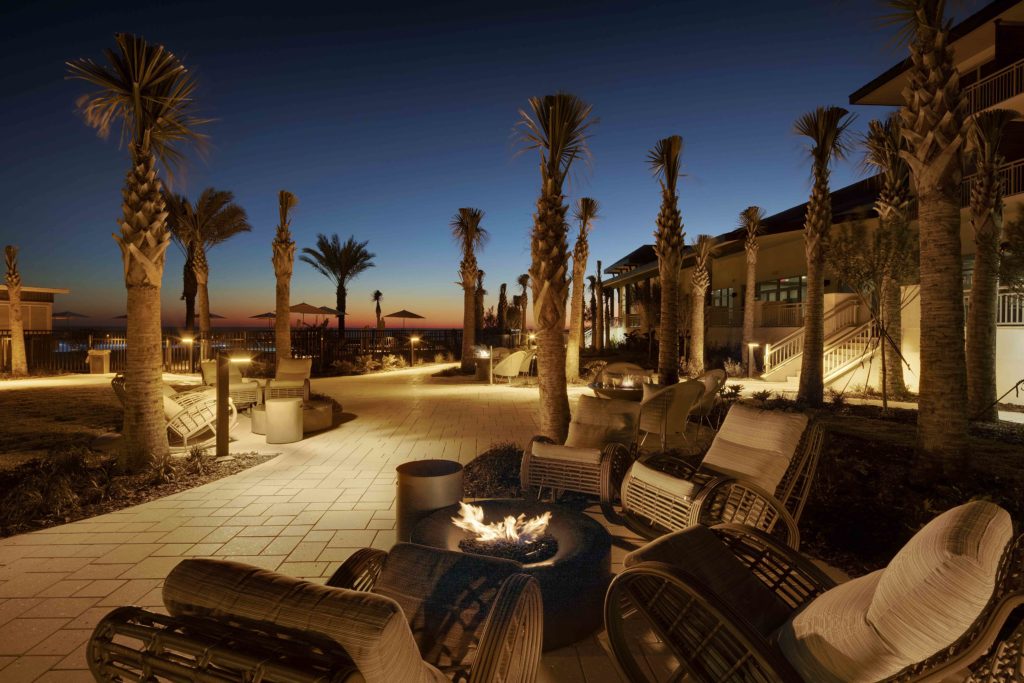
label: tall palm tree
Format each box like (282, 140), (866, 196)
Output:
(587, 274), (598, 349)
(272, 191), (298, 367)
(165, 189), (251, 360)
(739, 207), (764, 374)
(4, 246), (27, 376)
(451, 208), (487, 371)
(300, 235), (376, 336)
(649, 135), (685, 385)
(68, 33), (207, 470)
(475, 269), (486, 339)
(566, 197), (599, 381)
(594, 261), (604, 352)
(179, 242), (198, 329)
(372, 290), (384, 329)
(863, 114), (914, 398)
(517, 93), (596, 441)
(886, 0), (970, 472)
(517, 273), (530, 344)
(794, 106), (854, 407)
(965, 109), (1018, 421)
(689, 235), (717, 375)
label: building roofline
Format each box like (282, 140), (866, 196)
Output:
(0, 285), (70, 295)
(848, 0), (1020, 105)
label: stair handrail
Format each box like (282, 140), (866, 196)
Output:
(764, 298), (861, 372)
(822, 285), (921, 382)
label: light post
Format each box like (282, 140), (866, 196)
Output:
(216, 353), (251, 458)
(182, 336), (194, 374)
(528, 332), (536, 350)
(410, 336), (419, 366)
(747, 342), (760, 378)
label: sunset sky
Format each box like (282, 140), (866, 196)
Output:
(0, 0), (986, 329)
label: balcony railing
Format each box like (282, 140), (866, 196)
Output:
(962, 159), (1024, 207)
(964, 290), (1024, 327)
(707, 306), (743, 327)
(759, 302), (804, 328)
(965, 58), (1024, 113)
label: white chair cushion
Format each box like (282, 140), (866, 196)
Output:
(531, 440), (602, 466)
(702, 405), (807, 493)
(565, 422), (617, 449)
(777, 501), (1013, 682)
(625, 458), (701, 501)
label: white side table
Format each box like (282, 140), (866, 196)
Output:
(251, 405), (267, 435)
(265, 397), (303, 444)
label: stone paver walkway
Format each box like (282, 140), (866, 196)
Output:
(0, 366), (641, 682)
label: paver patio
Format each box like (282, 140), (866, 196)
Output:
(0, 365), (644, 682)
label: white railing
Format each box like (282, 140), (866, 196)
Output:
(823, 323), (875, 382)
(964, 290), (1024, 326)
(763, 299), (860, 373)
(759, 302), (804, 328)
(962, 159), (1024, 206)
(965, 58), (1024, 113)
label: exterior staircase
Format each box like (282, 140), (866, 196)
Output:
(761, 287), (920, 386)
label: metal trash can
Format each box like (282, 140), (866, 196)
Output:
(396, 459), (464, 542)
(87, 349), (111, 374)
(474, 355), (493, 383)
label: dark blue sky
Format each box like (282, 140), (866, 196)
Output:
(0, 0), (986, 327)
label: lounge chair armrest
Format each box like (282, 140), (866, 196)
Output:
(599, 441), (634, 523)
(710, 523), (838, 608)
(690, 476), (802, 550)
(326, 548), (389, 591)
(637, 451), (701, 482)
(469, 573), (543, 683)
(605, 561), (801, 682)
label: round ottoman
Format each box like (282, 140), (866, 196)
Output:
(265, 398), (303, 444)
(303, 400), (333, 433)
(251, 405), (267, 435)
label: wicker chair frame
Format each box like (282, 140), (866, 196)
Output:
(88, 547), (544, 683)
(616, 421), (825, 549)
(198, 361), (261, 409)
(521, 440), (635, 520)
(605, 524), (1024, 683)
(111, 375), (237, 451)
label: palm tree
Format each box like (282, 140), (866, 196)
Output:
(587, 274), (598, 349)
(451, 208), (487, 371)
(739, 207), (764, 374)
(517, 273), (530, 344)
(68, 33), (207, 470)
(567, 197), (600, 381)
(372, 290), (384, 329)
(4, 246), (27, 376)
(165, 189), (251, 360)
(497, 283), (509, 333)
(179, 242), (198, 329)
(794, 106), (854, 407)
(886, 0), (970, 472)
(965, 109), (1018, 421)
(517, 93), (596, 441)
(272, 191), (298, 367)
(300, 235), (375, 336)
(475, 269), (486, 339)
(689, 235), (717, 375)
(863, 114), (914, 398)
(594, 261), (604, 351)
(649, 135), (685, 385)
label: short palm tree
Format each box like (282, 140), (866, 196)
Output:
(372, 290), (384, 329)
(300, 235), (376, 336)
(272, 191), (298, 366)
(4, 246), (27, 376)
(517, 273), (530, 344)
(68, 33), (207, 470)
(885, 0), (969, 472)
(739, 206), (764, 374)
(566, 197), (599, 381)
(165, 189), (251, 359)
(451, 208), (487, 371)
(689, 235), (717, 375)
(517, 92), (596, 441)
(593, 261), (604, 351)
(497, 283), (508, 333)
(649, 135), (685, 385)
(965, 109), (1018, 421)
(794, 105), (854, 407)
(863, 114), (914, 399)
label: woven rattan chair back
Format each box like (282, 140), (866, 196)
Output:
(637, 380), (704, 450)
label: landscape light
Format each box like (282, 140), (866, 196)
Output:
(229, 355), (252, 364)
(181, 336), (194, 344)
(410, 336), (420, 343)
(747, 342), (759, 378)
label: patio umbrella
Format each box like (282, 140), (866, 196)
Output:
(290, 302), (322, 325)
(52, 310), (89, 328)
(384, 309), (425, 329)
(250, 311), (276, 328)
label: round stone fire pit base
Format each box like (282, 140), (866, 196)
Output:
(412, 499), (612, 651)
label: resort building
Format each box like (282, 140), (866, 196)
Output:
(600, 0), (1024, 403)
(0, 284), (69, 331)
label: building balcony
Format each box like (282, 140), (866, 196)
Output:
(962, 158), (1024, 207)
(965, 57), (1024, 114)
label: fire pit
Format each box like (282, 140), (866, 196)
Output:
(412, 499), (612, 651)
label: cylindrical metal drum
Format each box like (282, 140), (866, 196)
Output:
(395, 459), (464, 542)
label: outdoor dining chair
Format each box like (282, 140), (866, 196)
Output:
(605, 501), (1024, 683)
(87, 543), (543, 683)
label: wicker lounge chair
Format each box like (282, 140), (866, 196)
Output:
(493, 350), (532, 383)
(164, 389), (237, 449)
(689, 368), (727, 429)
(521, 393), (642, 518)
(616, 402), (823, 548)
(199, 360), (260, 409)
(605, 502), (1024, 683)
(637, 379), (705, 450)
(88, 543), (543, 683)
(265, 357), (312, 401)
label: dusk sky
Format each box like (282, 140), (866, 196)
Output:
(0, 0), (987, 329)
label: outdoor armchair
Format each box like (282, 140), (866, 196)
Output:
(493, 349), (533, 383)
(605, 502), (1024, 683)
(689, 368), (727, 429)
(617, 402), (823, 549)
(637, 379), (705, 450)
(199, 359), (260, 409)
(521, 393), (642, 518)
(164, 389), (237, 449)
(87, 543), (543, 683)
(265, 356), (312, 401)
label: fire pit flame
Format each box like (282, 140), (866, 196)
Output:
(452, 501), (551, 543)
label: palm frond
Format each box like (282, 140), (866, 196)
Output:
(450, 208), (488, 256)
(861, 114), (907, 178)
(517, 273), (529, 295)
(647, 135), (684, 194)
(692, 234), (717, 267)
(301, 233), (376, 287)
(515, 93), (596, 187)
(966, 109), (1020, 166)
(879, 0), (961, 47)
(794, 106), (855, 168)
(573, 197), (600, 233)
(738, 206), (765, 239)
(278, 190), (298, 233)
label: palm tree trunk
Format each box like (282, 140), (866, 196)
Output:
(566, 259), (586, 382)
(916, 190), (968, 469)
(595, 263), (604, 353)
(798, 246), (825, 406)
(742, 252), (757, 373)
(881, 275), (906, 397)
(658, 268), (680, 385)
(183, 243), (197, 330)
(337, 284), (347, 337)
(194, 249), (211, 361)
(689, 288), (706, 375)
(7, 281), (27, 377)
(461, 278), (476, 372)
(966, 218), (1000, 421)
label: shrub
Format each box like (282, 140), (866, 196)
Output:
(752, 389), (773, 402)
(354, 355), (381, 373)
(827, 388), (847, 409)
(181, 446), (212, 476)
(720, 384), (742, 401)
(434, 352), (448, 364)
(148, 453), (179, 485)
(381, 354), (407, 370)
(463, 442), (524, 498)
(0, 447), (94, 529)
(722, 357), (744, 378)
(331, 359), (358, 375)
